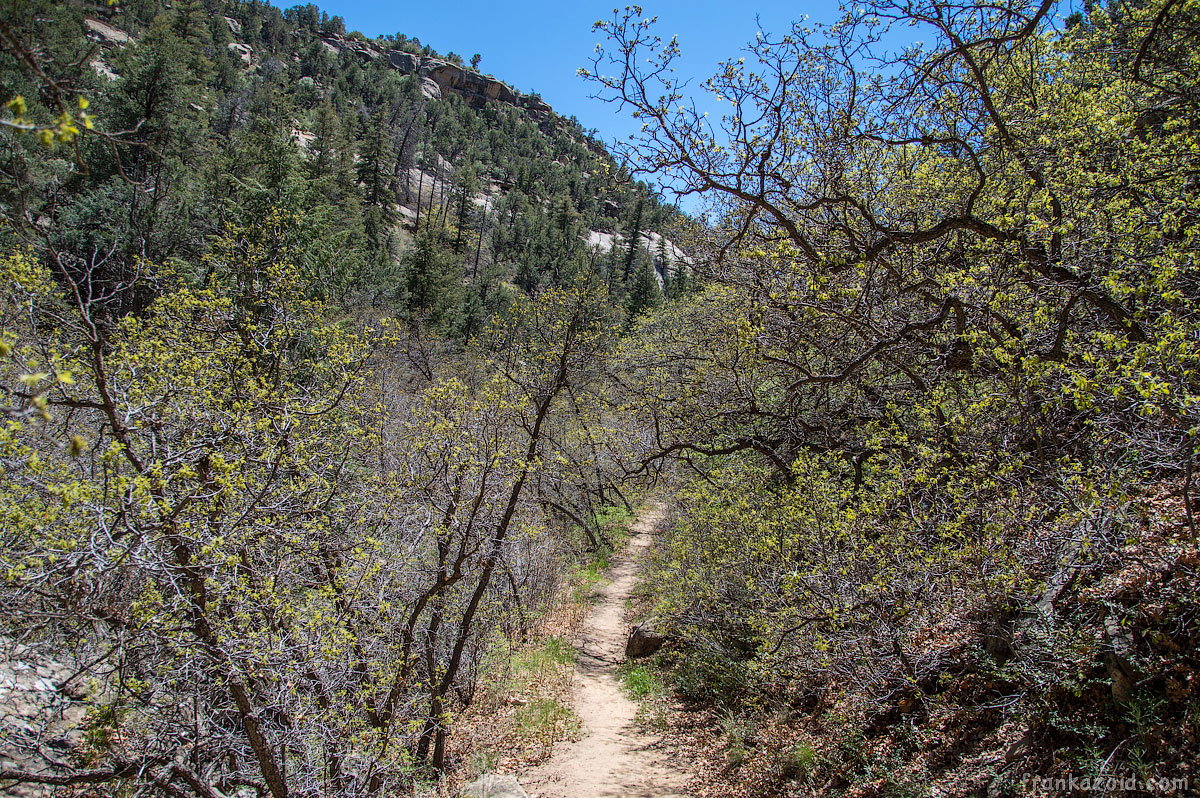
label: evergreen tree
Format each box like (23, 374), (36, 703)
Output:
(403, 228), (460, 329)
(451, 164), (479, 253)
(625, 251), (660, 321)
(515, 256), (540, 295)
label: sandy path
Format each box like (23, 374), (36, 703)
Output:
(519, 504), (690, 798)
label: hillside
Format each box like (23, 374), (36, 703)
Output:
(2, 0), (690, 331)
(1, 1), (688, 795)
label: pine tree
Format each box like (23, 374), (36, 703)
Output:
(625, 251), (661, 321)
(451, 165), (479, 253)
(403, 229), (461, 329)
(622, 198), (644, 284)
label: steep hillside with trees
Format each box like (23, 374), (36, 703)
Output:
(0, 1), (677, 795)
(0, 0), (688, 334)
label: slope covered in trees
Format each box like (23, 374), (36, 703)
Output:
(0, 0), (677, 794)
(0, 0), (688, 332)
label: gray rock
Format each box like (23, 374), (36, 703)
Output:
(91, 59), (119, 81)
(227, 42), (253, 65)
(387, 50), (421, 73)
(1104, 614), (1139, 704)
(386, 51), (548, 112)
(319, 35), (378, 63)
(518, 95), (552, 114)
(418, 76), (442, 100)
(84, 18), (132, 45)
(0, 637), (93, 795)
(625, 618), (668, 659)
(459, 774), (528, 798)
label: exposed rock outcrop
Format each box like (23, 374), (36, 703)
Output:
(0, 638), (92, 797)
(387, 51), (548, 114)
(91, 59), (119, 81)
(319, 35), (380, 63)
(586, 230), (689, 266)
(586, 230), (693, 288)
(76, 20), (547, 117)
(625, 618), (668, 659)
(83, 18), (131, 46)
(459, 774), (529, 798)
(227, 41), (252, 65)
(519, 95), (552, 117)
(417, 75), (442, 100)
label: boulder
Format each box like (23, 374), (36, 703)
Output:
(387, 50), (421, 73)
(418, 76), (442, 100)
(91, 59), (119, 81)
(518, 94), (552, 114)
(459, 774), (528, 798)
(625, 618), (667, 659)
(227, 42), (252, 65)
(0, 638), (93, 797)
(84, 18), (131, 46)
(319, 35), (379, 63)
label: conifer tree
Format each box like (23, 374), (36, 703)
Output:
(625, 251), (660, 320)
(403, 228), (460, 329)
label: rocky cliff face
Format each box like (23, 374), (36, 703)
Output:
(0, 639), (92, 797)
(317, 34), (552, 115)
(319, 33), (380, 62)
(386, 50), (551, 116)
(80, 18), (556, 119)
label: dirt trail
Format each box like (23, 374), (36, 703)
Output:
(519, 504), (690, 798)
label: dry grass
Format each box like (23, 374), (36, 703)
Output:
(443, 558), (603, 791)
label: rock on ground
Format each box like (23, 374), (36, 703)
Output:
(459, 774), (529, 797)
(0, 638), (92, 797)
(625, 618), (667, 659)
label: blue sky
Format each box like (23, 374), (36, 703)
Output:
(307, 1), (845, 148)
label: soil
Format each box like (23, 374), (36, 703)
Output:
(518, 504), (691, 798)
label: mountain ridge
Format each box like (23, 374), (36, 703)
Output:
(8, 0), (692, 333)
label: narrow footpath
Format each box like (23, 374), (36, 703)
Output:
(519, 504), (691, 798)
